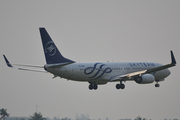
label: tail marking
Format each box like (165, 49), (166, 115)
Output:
(39, 28), (74, 64)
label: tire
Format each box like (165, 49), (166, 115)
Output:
(120, 84), (125, 89)
(89, 84), (93, 90)
(116, 84), (121, 89)
(94, 84), (98, 90)
(155, 84), (160, 87)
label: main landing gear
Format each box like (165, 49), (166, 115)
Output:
(89, 82), (98, 90)
(116, 81), (125, 90)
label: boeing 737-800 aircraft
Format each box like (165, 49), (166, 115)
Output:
(3, 28), (176, 90)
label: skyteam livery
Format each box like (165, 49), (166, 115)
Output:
(3, 28), (177, 90)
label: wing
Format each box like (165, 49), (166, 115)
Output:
(110, 51), (176, 81)
(3, 55), (47, 73)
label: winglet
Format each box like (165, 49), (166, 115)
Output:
(171, 50), (176, 65)
(3, 55), (13, 67)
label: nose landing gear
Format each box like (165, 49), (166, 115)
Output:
(155, 81), (160, 87)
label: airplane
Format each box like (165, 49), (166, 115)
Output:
(3, 28), (177, 90)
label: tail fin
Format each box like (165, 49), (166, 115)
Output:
(39, 28), (74, 64)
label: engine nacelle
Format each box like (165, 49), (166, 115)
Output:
(135, 74), (155, 84)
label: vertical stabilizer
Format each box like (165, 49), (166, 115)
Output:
(39, 28), (74, 64)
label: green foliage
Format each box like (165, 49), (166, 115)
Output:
(29, 112), (46, 120)
(134, 116), (146, 120)
(0, 108), (10, 120)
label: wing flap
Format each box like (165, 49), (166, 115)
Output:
(110, 70), (146, 81)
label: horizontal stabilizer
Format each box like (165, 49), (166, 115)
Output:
(3, 55), (46, 73)
(18, 68), (47, 73)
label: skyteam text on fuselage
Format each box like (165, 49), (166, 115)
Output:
(3, 28), (176, 90)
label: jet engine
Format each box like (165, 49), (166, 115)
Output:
(135, 74), (155, 84)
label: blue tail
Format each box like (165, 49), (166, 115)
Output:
(39, 28), (74, 64)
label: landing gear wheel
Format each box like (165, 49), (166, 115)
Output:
(155, 84), (160, 87)
(89, 84), (93, 90)
(116, 83), (125, 90)
(94, 84), (98, 90)
(116, 84), (121, 89)
(88, 83), (98, 90)
(120, 84), (125, 89)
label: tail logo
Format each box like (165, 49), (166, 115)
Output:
(45, 41), (56, 56)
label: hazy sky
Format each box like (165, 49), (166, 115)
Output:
(0, 1), (180, 120)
